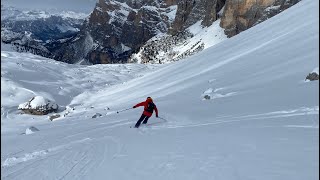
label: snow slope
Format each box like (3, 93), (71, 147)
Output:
(1, 0), (319, 179)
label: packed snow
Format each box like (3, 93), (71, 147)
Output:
(1, 0), (319, 180)
(312, 67), (319, 74)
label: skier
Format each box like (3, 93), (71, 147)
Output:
(133, 97), (158, 128)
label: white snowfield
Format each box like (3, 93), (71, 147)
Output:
(1, 0), (319, 179)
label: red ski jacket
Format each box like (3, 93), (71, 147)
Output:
(133, 99), (158, 117)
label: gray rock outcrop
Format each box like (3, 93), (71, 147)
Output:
(18, 96), (59, 115)
(306, 72), (319, 81)
(170, 0), (226, 34)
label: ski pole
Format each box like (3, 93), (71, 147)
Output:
(116, 107), (133, 114)
(157, 116), (167, 122)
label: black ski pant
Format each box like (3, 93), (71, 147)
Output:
(135, 114), (150, 128)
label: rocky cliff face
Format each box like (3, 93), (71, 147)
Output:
(202, 0), (226, 26)
(170, 0), (226, 34)
(54, 0), (178, 64)
(220, 0), (300, 37)
(55, 0), (229, 64)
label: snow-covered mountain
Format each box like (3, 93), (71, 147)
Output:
(51, 0), (179, 64)
(1, 0), (301, 65)
(1, 5), (89, 57)
(1, 0), (318, 179)
(58, 0), (300, 64)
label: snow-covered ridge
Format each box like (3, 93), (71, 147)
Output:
(1, 5), (88, 55)
(1, 6), (89, 21)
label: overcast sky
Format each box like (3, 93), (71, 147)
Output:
(1, 0), (97, 13)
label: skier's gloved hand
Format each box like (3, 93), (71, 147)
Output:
(133, 106), (136, 108)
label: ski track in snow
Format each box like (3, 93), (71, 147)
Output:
(1, 107), (318, 179)
(3, 105), (316, 174)
(1, 138), (91, 168)
(2, 135), (124, 180)
(138, 106), (319, 130)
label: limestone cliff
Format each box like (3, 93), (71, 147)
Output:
(220, 0), (300, 37)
